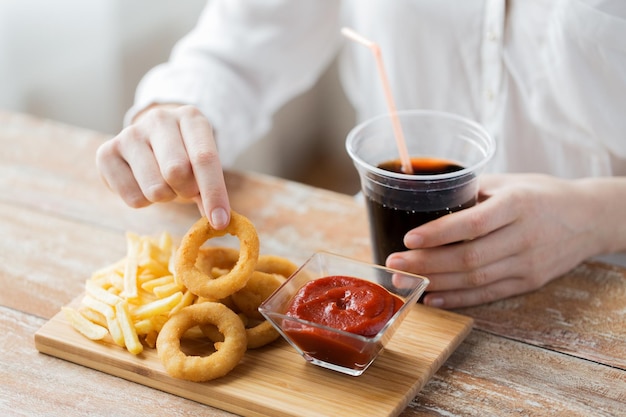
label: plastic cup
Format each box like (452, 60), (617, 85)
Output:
(346, 109), (495, 265)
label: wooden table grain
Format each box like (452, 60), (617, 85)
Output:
(1, 110), (625, 417)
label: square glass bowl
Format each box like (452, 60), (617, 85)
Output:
(258, 251), (430, 376)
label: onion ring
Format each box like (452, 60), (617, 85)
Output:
(200, 318), (280, 350)
(195, 248), (239, 309)
(176, 212), (259, 299)
(244, 320), (281, 349)
(231, 271), (284, 320)
(156, 302), (247, 382)
(230, 270), (285, 348)
(196, 247), (239, 274)
(200, 324), (224, 343)
(256, 254), (298, 279)
(200, 269), (284, 349)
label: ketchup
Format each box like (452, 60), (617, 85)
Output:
(283, 275), (404, 371)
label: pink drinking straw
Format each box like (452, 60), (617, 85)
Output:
(341, 27), (413, 174)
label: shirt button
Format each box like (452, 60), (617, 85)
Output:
(487, 31), (498, 42)
(485, 89), (495, 101)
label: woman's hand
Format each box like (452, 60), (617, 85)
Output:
(386, 173), (626, 309)
(96, 104), (231, 229)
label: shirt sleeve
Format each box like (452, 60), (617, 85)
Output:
(126, 0), (342, 165)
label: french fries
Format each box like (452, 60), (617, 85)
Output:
(61, 214), (299, 382)
(65, 231), (196, 355)
(62, 306), (108, 340)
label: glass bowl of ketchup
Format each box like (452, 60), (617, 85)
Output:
(258, 251), (430, 376)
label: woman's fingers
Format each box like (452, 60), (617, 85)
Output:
(385, 174), (604, 309)
(422, 275), (530, 309)
(96, 143), (150, 208)
(148, 108), (199, 199)
(177, 106), (231, 229)
(403, 186), (520, 249)
(96, 104), (231, 229)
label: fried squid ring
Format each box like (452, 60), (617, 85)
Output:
(156, 302), (247, 382)
(176, 212), (259, 300)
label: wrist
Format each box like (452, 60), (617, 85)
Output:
(131, 102), (186, 124)
(575, 177), (626, 255)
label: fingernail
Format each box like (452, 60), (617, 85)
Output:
(405, 233), (423, 248)
(386, 256), (408, 272)
(426, 297), (444, 308)
(210, 207), (229, 229)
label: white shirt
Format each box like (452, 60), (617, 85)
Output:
(128, 0), (626, 178)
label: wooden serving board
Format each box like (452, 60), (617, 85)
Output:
(35, 297), (472, 417)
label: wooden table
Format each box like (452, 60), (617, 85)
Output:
(1, 110), (624, 416)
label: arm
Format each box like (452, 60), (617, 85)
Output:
(128, 0), (342, 166)
(97, 1), (342, 228)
